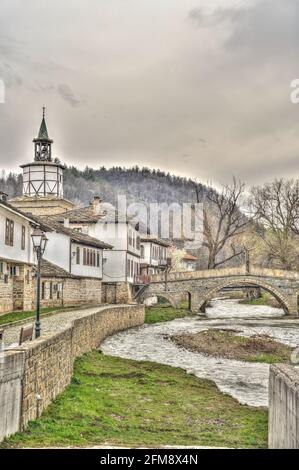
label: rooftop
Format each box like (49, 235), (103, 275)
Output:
(140, 235), (171, 247)
(36, 216), (113, 250)
(0, 198), (41, 225)
(33, 107), (53, 143)
(41, 259), (73, 278)
(50, 201), (138, 227)
(182, 253), (198, 261)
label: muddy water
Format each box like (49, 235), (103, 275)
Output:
(101, 299), (299, 407)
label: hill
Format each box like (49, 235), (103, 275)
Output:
(0, 165), (208, 207)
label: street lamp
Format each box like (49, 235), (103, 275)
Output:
(31, 228), (48, 338)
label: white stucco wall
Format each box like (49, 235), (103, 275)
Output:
(43, 231), (70, 272)
(70, 242), (103, 278)
(140, 242), (151, 264)
(93, 223), (128, 250)
(102, 250), (127, 282)
(126, 253), (140, 283)
(0, 206), (35, 265)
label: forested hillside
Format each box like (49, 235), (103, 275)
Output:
(0, 166), (208, 207)
(0, 166), (248, 270)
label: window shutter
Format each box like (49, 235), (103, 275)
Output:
(5, 219), (10, 245)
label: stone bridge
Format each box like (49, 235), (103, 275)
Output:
(140, 265), (299, 316)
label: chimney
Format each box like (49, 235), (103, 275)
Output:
(90, 195), (102, 213)
(64, 218), (70, 228)
(0, 191), (8, 202)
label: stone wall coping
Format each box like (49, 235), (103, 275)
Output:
(270, 364), (299, 390)
(150, 265), (299, 283)
(0, 350), (25, 382)
(0, 304), (109, 332)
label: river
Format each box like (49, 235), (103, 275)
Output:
(101, 299), (299, 407)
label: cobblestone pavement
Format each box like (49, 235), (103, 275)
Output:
(2, 305), (123, 348)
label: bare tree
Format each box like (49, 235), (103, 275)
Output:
(201, 178), (249, 269)
(249, 179), (299, 270)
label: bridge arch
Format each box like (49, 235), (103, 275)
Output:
(197, 277), (292, 314)
(142, 292), (182, 309)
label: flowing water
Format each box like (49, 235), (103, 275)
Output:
(101, 299), (299, 407)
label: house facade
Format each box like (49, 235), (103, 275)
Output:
(181, 253), (198, 272)
(50, 197), (141, 303)
(0, 195), (37, 313)
(139, 235), (170, 277)
(36, 217), (112, 308)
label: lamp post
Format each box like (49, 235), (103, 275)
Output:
(31, 228), (48, 338)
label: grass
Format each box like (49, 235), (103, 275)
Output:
(0, 307), (66, 326)
(239, 292), (280, 308)
(145, 305), (196, 324)
(172, 329), (293, 364)
(1, 351), (268, 449)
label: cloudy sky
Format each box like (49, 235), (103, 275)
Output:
(0, 0), (299, 185)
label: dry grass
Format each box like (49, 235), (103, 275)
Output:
(172, 329), (293, 364)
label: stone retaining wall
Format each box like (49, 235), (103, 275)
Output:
(0, 304), (144, 442)
(101, 282), (132, 304)
(269, 364), (299, 449)
(37, 277), (102, 309)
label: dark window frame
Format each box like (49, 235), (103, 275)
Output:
(21, 225), (26, 250)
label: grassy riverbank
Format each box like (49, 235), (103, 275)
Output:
(172, 329), (293, 364)
(145, 305), (195, 324)
(1, 351), (268, 449)
(239, 292), (280, 308)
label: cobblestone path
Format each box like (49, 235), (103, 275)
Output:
(2, 305), (121, 348)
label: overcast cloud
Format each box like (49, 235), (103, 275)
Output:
(0, 0), (299, 185)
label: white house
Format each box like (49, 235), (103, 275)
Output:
(51, 196), (141, 286)
(0, 193), (38, 313)
(36, 217), (112, 280)
(140, 235), (170, 277)
(34, 217), (113, 308)
(181, 253), (198, 272)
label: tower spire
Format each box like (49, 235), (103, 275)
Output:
(33, 107), (53, 161)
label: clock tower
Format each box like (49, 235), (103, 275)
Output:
(9, 109), (75, 216)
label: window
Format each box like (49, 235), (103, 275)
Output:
(83, 248), (86, 265)
(127, 258), (130, 277)
(76, 247), (80, 265)
(5, 218), (14, 246)
(97, 252), (100, 267)
(136, 236), (140, 250)
(49, 282), (53, 300)
(10, 265), (19, 276)
(21, 226), (26, 250)
(140, 246), (144, 258)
